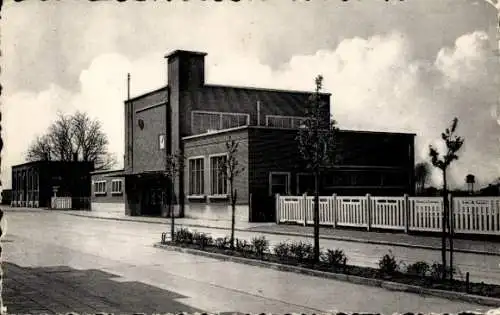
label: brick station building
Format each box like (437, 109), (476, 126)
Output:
(123, 50), (416, 222)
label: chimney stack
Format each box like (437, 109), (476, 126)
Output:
(165, 50), (207, 91)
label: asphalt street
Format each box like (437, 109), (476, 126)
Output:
(1, 210), (495, 314)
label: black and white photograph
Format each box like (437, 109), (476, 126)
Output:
(1, 0), (500, 314)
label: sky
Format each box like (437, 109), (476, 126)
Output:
(1, 0), (499, 190)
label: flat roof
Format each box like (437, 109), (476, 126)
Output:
(164, 50), (208, 59)
(125, 86), (168, 103)
(182, 125), (416, 141)
(90, 169), (125, 175)
(204, 84), (331, 97)
(12, 160), (94, 169)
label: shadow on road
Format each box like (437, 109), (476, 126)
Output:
(3, 262), (204, 314)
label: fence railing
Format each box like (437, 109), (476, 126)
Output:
(51, 197), (72, 210)
(275, 194), (500, 235)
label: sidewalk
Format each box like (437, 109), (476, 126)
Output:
(5, 207), (500, 256)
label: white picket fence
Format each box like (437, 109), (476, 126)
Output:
(51, 197), (72, 210)
(275, 194), (500, 235)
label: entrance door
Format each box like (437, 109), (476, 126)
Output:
(263, 172), (291, 222)
(142, 187), (166, 217)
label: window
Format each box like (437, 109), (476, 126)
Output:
(191, 111), (250, 134)
(210, 155), (228, 196)
(94, 181), (107, 195)
(159, 134), (166, 150)
(296, 173), (315, 195)
(188, 158), (205, 195)
(269, 172), (290, 196)
(111, 179), (123, 194)
(265, 115), (306, 129)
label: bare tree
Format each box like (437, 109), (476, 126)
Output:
(429, 117), (464, 280)
(165, 151), (185, 241)
(26, 135), (53, 161)
(220, 137), (245, 250)
(72, 111), (115, 170)
(25, 111), (116, 170)
(48, 112), (74, 161)
(415, 162), (430, 195)
(296, 75), (339, 262)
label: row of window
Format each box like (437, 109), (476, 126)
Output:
(12, 171), (39, 190)
(93, 179), (123, 195)
(190, 110), (307, 135)
(188, 154), (228, 196)
(273, 171), (408, 196)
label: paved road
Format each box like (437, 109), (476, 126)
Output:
(1, 210), (494, 314)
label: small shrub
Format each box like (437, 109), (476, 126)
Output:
(322, 249), (347, 268)
(193, 232), (212, 249)
(251, 236), (270, 257)
(406, 261), (430, 277)
(215, 237), (230, 249)
(378, 250), (398, 275)
(235, 238), (253, 254)
(273, 242), (291, 259)
(174, 228), (193, 244)
(430, 262), (455, 280)
(289, 241), (314, 262)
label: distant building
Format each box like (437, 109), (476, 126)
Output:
(479, 183), (500, 196)
(90, 169), (125, 214)
(123, 50), (416, 222)
(11, 161), (94, 209)
(1, 189), (11, 205)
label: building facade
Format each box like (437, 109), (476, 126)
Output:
(11, 161), (94, 208)
(90, 169), (125, 214)
(123, 50), (416, 222)
(1, 189), (11, 205)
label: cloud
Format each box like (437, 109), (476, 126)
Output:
(1, 52), (166, 188)
(2, 29), (499, 192)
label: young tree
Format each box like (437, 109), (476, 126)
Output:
(220, 137), (245, 249)
(429, 117), (464, 280)
(25, 111), (116, 170)
(415, 162), (430, 195)
(296, 75), (339, 262)
(165, 151), (185, 242)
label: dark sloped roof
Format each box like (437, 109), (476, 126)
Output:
(185, 84), (330, 117)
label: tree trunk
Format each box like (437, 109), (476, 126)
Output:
(448, 191), (454, 280)
(313, 170), (320, 262)
(230, 181), (236, 250)
(441, 169), (447, 281)
(170, 178), (175, 242)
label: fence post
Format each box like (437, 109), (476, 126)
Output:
(302, 193), (307, 226)
(332, 193), (337, 229)
(404, 194), (410, 234)
(275, 193), (280, 224)
(366, 193), (372, 231)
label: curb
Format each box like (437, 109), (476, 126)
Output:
(154, 243), (500, 308)
(61, 212), (500, 257)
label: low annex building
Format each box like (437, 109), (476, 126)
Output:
(90, 169), (125, 214)
(123, 50), (416, 222)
